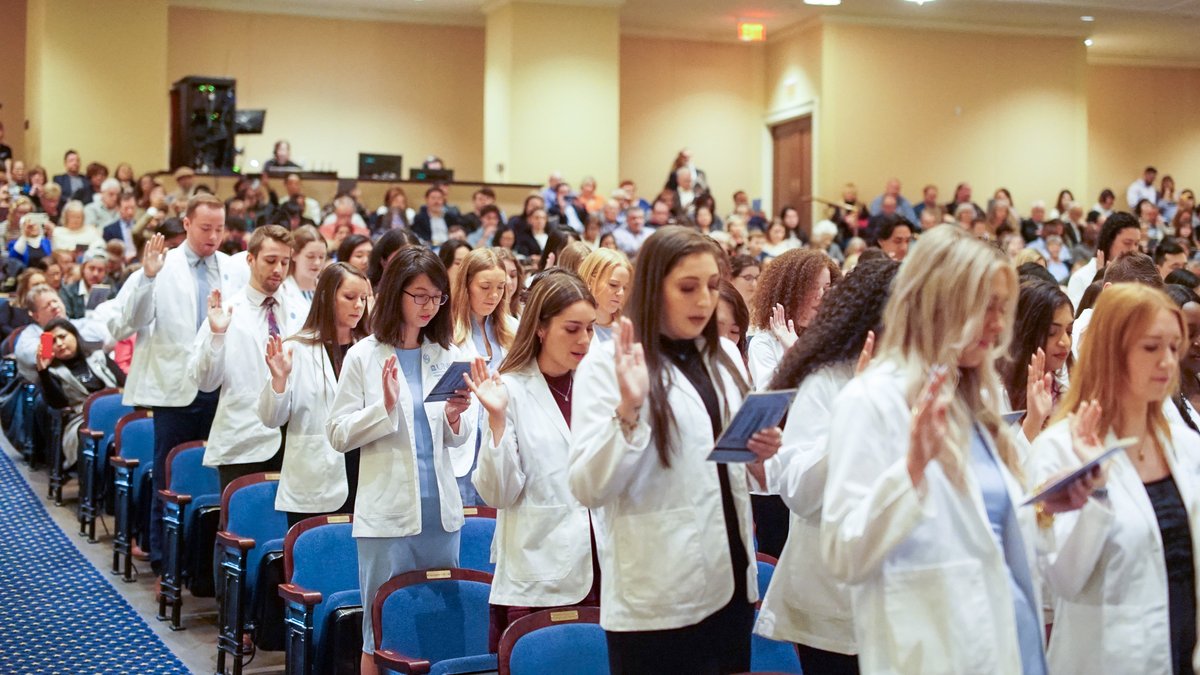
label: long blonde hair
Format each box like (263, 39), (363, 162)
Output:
(451, 247), (515, 349)
(878, 225), (1019, 487)
(1054, 284), (1183, 446)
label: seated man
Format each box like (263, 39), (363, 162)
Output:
(59, 250), (113, 319)
(15, 284), (112, 383)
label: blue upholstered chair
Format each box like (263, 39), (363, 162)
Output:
(157, 440), (220, 630)
(498, 607), (606, 675)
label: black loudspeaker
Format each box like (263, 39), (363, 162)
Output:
(170, 76), (237, 173)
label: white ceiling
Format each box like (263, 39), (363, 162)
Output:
(171, 0), (1200, 64)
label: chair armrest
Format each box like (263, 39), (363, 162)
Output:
(158, 489), (193, 506)
(110, 456), (140, 469)
(373, 649), (431, 675)
(278, 582), (324, 607)
(79, 428), (104, 440)
(215, 530), (257, 551)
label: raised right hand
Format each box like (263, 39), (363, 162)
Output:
(463, 356), (508, 419)
(264, 334), (293, 393)
(207, 289), (233, 334)
(382, 355), (400, 414)
(142, 233), (166, 278)
(908, 365), (950, 487)
(769, 303), (799, 350)
(614, 317), (649, 419)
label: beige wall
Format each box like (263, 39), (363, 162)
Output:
(764, 23), (822, 218)
(485, 1), (620, 188)
(167, 7), (486, 180)
(619, 36), (765, 213)
(25, 0), (168, 174)
(816, 22), (1088, 215)
(0, 0), (26, 163)
(1088, 64), (1200, 206)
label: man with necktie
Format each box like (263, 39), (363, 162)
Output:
(189, 224), (300, 491)
(120, 194), (248, 574)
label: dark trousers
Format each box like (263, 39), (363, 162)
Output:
(217, 450), (284, 496)
(797, 644), (861, 675)
(605, 598), (754, 675)
(150, 389), (220, 572)
(751, 494), (791, 559)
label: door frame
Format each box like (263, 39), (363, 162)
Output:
(762, 100), (819, 227)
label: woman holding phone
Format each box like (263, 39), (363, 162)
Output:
(325, 247), (475, 675)
(1031, 283), (1200, 675)
(820, 225), (1098, 674)
(569, 226), (781, 674)
(465, 269), (600, 652)
(258, 262), (371, 527)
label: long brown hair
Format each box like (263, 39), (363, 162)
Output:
(627, 226), (748, 467)
(499, 270), (596, 376)
(451, 248), (515, 349)
(290, 262), (371, 377)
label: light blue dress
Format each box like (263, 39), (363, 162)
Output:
(970, 425), (1047, 675)
(458, 317), (505, 506)
(357, 347), (460, 654)
(592, 323), (614, 343)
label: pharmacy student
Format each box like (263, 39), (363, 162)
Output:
(324, 246), (474, 675)
(450, 247), (517, 505)
(820, 225), (1098, 674)
(463, 269), (600, 653)
(258, 262), (371, 529)
(577, 247), (632, 343)
(569, 226), (782, 674)
(754, 257), (899, 675)
(1031, 284), (1200, 675)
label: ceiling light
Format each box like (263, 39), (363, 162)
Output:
(905, 0), (936, 5)
(1081, 15), (1094, 22)
(803, 0), (841, 5)
(738, 22), (766, 41)
(1084, 38), (1094, 47)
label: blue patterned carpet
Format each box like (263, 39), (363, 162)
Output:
(0, 449), (190, 674)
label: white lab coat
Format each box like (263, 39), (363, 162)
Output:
(1030, 420), (1200, 675)
(821, 361), (1041, 674)
(568, 337), (759, 632)
(755, 363), (857, 654)
(257, 339), (349, 513)
(747, 331), (786, 391)
(279, 276), (313, 326)
(1066, 257), (1097, 311)
(472, 364), (593, 607)
(325, 336), (474, 538)
(190, 286), (303, 468)
(454, 314), (518, 477)
(120, 245), (247, 408)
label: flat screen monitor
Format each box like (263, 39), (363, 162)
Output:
(358, 153), (404, 180)
(234, 109), (265, 134)
(410, 168), (454, 182)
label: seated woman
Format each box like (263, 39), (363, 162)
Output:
(35, 317), (124, 470)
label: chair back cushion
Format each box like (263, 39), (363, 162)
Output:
(508, 622), (607, 675)
(378, 577), (492, 663)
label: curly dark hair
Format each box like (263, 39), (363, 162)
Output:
(751, 249), (842, 329)
(768, 258), (900, 390)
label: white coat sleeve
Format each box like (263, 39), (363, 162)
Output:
(187, 324), (225, 393)
(1028, 432), (1116, 600)
(777, 373), (838, 517)
(122, 270), (155, 331)
(820, 383), (931, 585)
(472, 396), (525, 509)
(567, 345), (652, 508)
(325, 350), (400, 454)
(747, 334), (780, 392)
(256, 373), (293, 430)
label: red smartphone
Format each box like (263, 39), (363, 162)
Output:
(39, 332), (54, 361)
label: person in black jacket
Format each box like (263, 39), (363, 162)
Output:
(410, 185), (463, 246)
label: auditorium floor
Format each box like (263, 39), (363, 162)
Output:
(1, 436), (285, 675)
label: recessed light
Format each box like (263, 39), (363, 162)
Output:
(1081, 15), (1094, 22)
(905, 0), (936, 5)
(1084, 38), (1094, 47)
(803, 0), (841, 5)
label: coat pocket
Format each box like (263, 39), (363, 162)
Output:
(614, 508), (704, 608)
(882, 558), (999, 675)
(280, 433), (344, 504)
(503, 505), (583, 582)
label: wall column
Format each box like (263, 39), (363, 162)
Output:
(483, 0), (621, 188)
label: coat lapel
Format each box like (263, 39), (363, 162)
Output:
(521, 366), (571, 445)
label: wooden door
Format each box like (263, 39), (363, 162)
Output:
(771, 116), (813, 235)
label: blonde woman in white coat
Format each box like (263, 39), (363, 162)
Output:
(754, 257), (899, 675)
(820, 225), (1098, 675)
(1031, 283), (1200, 675)
(324, 247), (474, 675)
(450, 247), (518, 505)
(569, 226), (782, 674)
(259, 262), (370, 528)
(464, 269), (600, 653)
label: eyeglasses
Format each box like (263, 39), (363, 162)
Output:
(403, 290), (450, 306)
